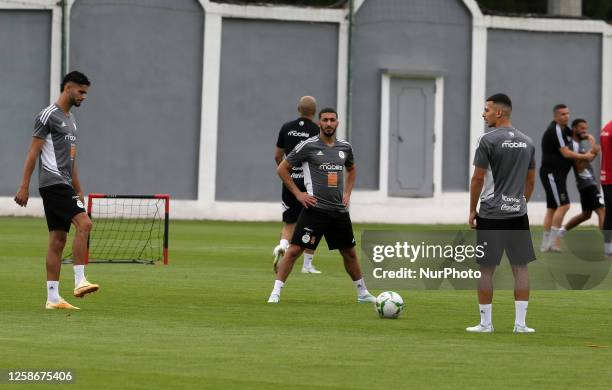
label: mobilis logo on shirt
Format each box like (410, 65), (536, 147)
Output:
(287, 130), (310, 138)
(319, 163), (343, 171)
(501, 140), (527, 149)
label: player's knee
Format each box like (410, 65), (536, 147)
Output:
(285, 245), (302, 262)
(50, 236), (67, 252)
(78, 219), (93, 234)
(340, 249), (357, 262)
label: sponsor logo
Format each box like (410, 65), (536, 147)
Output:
(64, 134), (76, 141)
(288, 130), (310, 138)
(290, 172), (304, 179)
(508, 131), (514, 137)
(339, 151), (345, 159)
(316, 151), (324, 156)
(61, 121), (67, 128)
(304, 227), (313, 232)
(76, 199), (85, 209)
(302, 234), (310, 244)
(299, 120), (304, 126)
(501, 194), (521, 203)
(501, 140), (527, 149)
(319, 163), (343, 171)
(500, 204), (521, 212)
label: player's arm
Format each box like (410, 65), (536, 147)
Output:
(14, 137), (45, 207)
(559, 146), (595, 162)
(274, 147), (284, 166)
(524, 169), (536, 203)
(586, 134), (601, 156)
(343, 165), (356, 207)
(469, 167), (486, 229)
(277, 160), (317, 208)
(72, 161), (84, 203)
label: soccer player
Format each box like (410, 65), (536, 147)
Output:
(272, 96), (321, 274)
(467, 93), (536, 333)
(599, 119), (612, 255)
(560, 119), (604, 235)
(267, 108), (376, 304)
(14, 71), (99, 310)
(539, 104), (595, 251)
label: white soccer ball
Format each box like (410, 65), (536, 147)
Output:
(375, 291), (404, 319)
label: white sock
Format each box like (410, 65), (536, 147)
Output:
(271, 280), (284, 296)
(479, 304), (492, 326)
(73, 265), (85, 287)
(279, 239), (289, 250)
(47, 281), (60, 303)
(353, 278), (368, 296)
(515, 300), (528, 326)
(550, 227), (561, 247)
(558, 227), (567, 237)
(605, 242), (612, 254)
(551, 227), (560, 237)
(541, 231), (551, 247)
(303, 253), (314, 269)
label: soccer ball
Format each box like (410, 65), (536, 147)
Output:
(375, 291), (404, 319)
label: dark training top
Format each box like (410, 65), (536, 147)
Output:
(474, 127), (536, 219)
(285, 136), (354, 213)
(276, 118), (320, 188)
(32, 103), (79, 189)
(541, 121), (572, 175)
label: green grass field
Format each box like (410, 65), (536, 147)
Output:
(1, 217), (611, 389)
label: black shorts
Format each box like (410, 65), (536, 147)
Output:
(540, 168), (570, 209)
(603, 185), (612, 230)
(281, 185), (304, 224)
(291, 208), (356, 250)
(579, 185), (604, 212)
(475, 214), (536, 266)
(39, 184), (86, 232)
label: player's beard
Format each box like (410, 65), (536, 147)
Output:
(322, 127), (336, 137)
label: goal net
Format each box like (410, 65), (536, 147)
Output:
(64, 194), (169, 264)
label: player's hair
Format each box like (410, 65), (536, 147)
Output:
(298, 96), (317, 117)
(61, 71), (90, 92)
(486, 93), (512, 110)
(319, 107), (338, 118)
(571, 118), (587, 128)
(486, 93), (512, 118)
(553, 104), (568, 113)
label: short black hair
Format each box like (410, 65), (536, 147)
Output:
(486, 93), (512, 109)
(571, 118), (587, 128)
(61, 71), (90, 92)
(318, 107), (338, 118)
(553, 104), (567, 112)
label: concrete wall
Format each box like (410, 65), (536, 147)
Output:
(215, 18), (338, 201)
(351, 0), (473, 190)
(69, 0), (204, 199)
(0, 10), (51, 196)
(486, 29), (602, 203)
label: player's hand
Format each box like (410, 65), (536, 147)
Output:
(586, 150), (596, 161)
(296, 192), (317, 208)
(468, 211), (478, 229)
(14, 186), (29, 207)
(342, 192), (351, 207)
